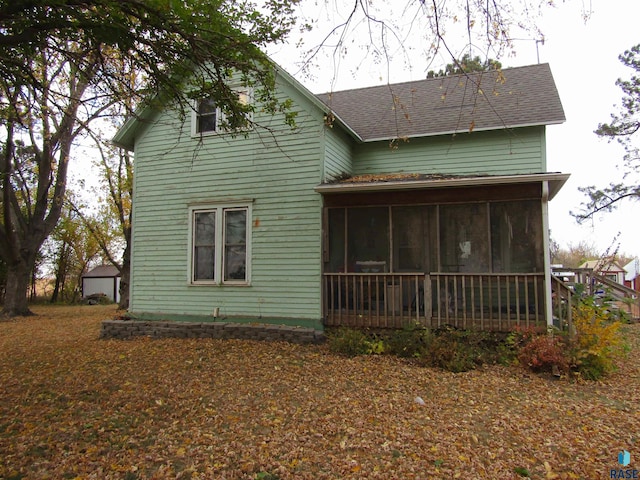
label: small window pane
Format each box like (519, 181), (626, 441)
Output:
(198, 97), (216, 114)
(224, 209), (247, 281)
(224, 245), (246, 280)
(225, 209), (247, 244)
(194, 211), (215, 281)
(197, 98), (217, 133)
(195, 246), (215, 280)
(195, 211), (215, 244)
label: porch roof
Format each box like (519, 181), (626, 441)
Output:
(314, 172), (570, 200)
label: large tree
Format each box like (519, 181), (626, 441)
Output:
(576, 44), (640, 221)
(0, 0), (299, 316)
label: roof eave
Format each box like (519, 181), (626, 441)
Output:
(315, 172), (571, 200)
(272, 64), (363, 142)
(359, 120), (566, 143)
(111, 104), (158, 151)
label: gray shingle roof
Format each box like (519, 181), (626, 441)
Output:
(316, 63), (565, 141)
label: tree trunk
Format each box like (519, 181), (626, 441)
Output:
(118, 240), (131, 310)
(2, 261), (34, 317)
(50, 242), (69, 303)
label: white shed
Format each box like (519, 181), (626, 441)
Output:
(82, 265), (121, 303)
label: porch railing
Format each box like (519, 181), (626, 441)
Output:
(429, 273), (546, 331)
(323, 272), (548, 331)
(323, 273), (426, 329)
(552, 267), (640, 321)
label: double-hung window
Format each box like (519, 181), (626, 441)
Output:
(190, 204), (251, 284)
(192, 89), (253, 135)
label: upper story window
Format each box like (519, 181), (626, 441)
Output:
(192, 89), (253, 136)
(195, 97), (218, 134)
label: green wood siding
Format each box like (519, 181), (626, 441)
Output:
(352, 127), (547, 176)
(129, 80), (325, 327)
(323, 125), (352, 181)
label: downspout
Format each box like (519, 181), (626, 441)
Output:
(542, 181), (553, 328)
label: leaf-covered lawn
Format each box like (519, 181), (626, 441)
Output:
(0, 305), (637, 479)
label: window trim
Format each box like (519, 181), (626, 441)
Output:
(188, 203), (252, 285)
(191, 88), (254, 137)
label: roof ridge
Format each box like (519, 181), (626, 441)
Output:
(316, 63), (551, 96)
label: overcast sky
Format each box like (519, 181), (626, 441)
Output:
(269, 0), (640, 259)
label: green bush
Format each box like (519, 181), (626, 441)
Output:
(422, 328), (491, 372)
(385, 322), (432, 358)
(327, 328), (379, 357)
(569, 296), (628, 380)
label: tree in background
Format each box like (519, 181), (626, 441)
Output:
(0, 0), (299, 317)
(550, 238), (633, 270)
(70, 139), (132, 310)
(551, 240), (604, 268)
(576, 44), (640, 221)
(48, 202), (101, 304)
(427, 54), (502, 78)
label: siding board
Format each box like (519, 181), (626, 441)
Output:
(353, 127), (546, 176)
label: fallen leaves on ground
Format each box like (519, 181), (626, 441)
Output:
(0, 305), (638, 479)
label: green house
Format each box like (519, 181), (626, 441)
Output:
(112, 62), (568, 338)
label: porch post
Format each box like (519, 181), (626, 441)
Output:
(542, 181), (553, 328)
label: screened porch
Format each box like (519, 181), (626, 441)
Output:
(321, 189), (551, 331)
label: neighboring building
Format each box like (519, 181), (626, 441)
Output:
(579, 260), (627, 285)
(82, 265), (121, 303)
(624, 258), (640, 292)
(112, 62), (568, 333)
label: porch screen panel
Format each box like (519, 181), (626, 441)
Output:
(439, 204), (489, 272)
(490, 200), (543, 273)
(392, 206), (437, 272)
(347, 207), (389, 272)
(194, 211), (216, 280)
(326, 208), (346, 272)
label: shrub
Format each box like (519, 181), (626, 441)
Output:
(327, 328), (381, 357)
(570, 297), (628, 380)
(514, 294), (629, 380)
(516, 333), (569, 374)
(385, 322), (432, 358)
(423, 328), (501, 372)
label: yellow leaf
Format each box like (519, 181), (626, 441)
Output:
(545, 461), (559, 479)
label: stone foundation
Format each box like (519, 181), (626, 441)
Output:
(100, 319), (324, 344)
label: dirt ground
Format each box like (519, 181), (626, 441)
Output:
(0, 305), (638, 479)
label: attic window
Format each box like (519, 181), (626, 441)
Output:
(195, 97), (218, 134)
(192, 89), (253, 136)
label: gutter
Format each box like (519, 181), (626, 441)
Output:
(360, 120), (566, 144)
(315, 172), (570, 200)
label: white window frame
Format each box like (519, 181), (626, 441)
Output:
(191, 88), (254, 137)
(188, 203), (252, 285)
